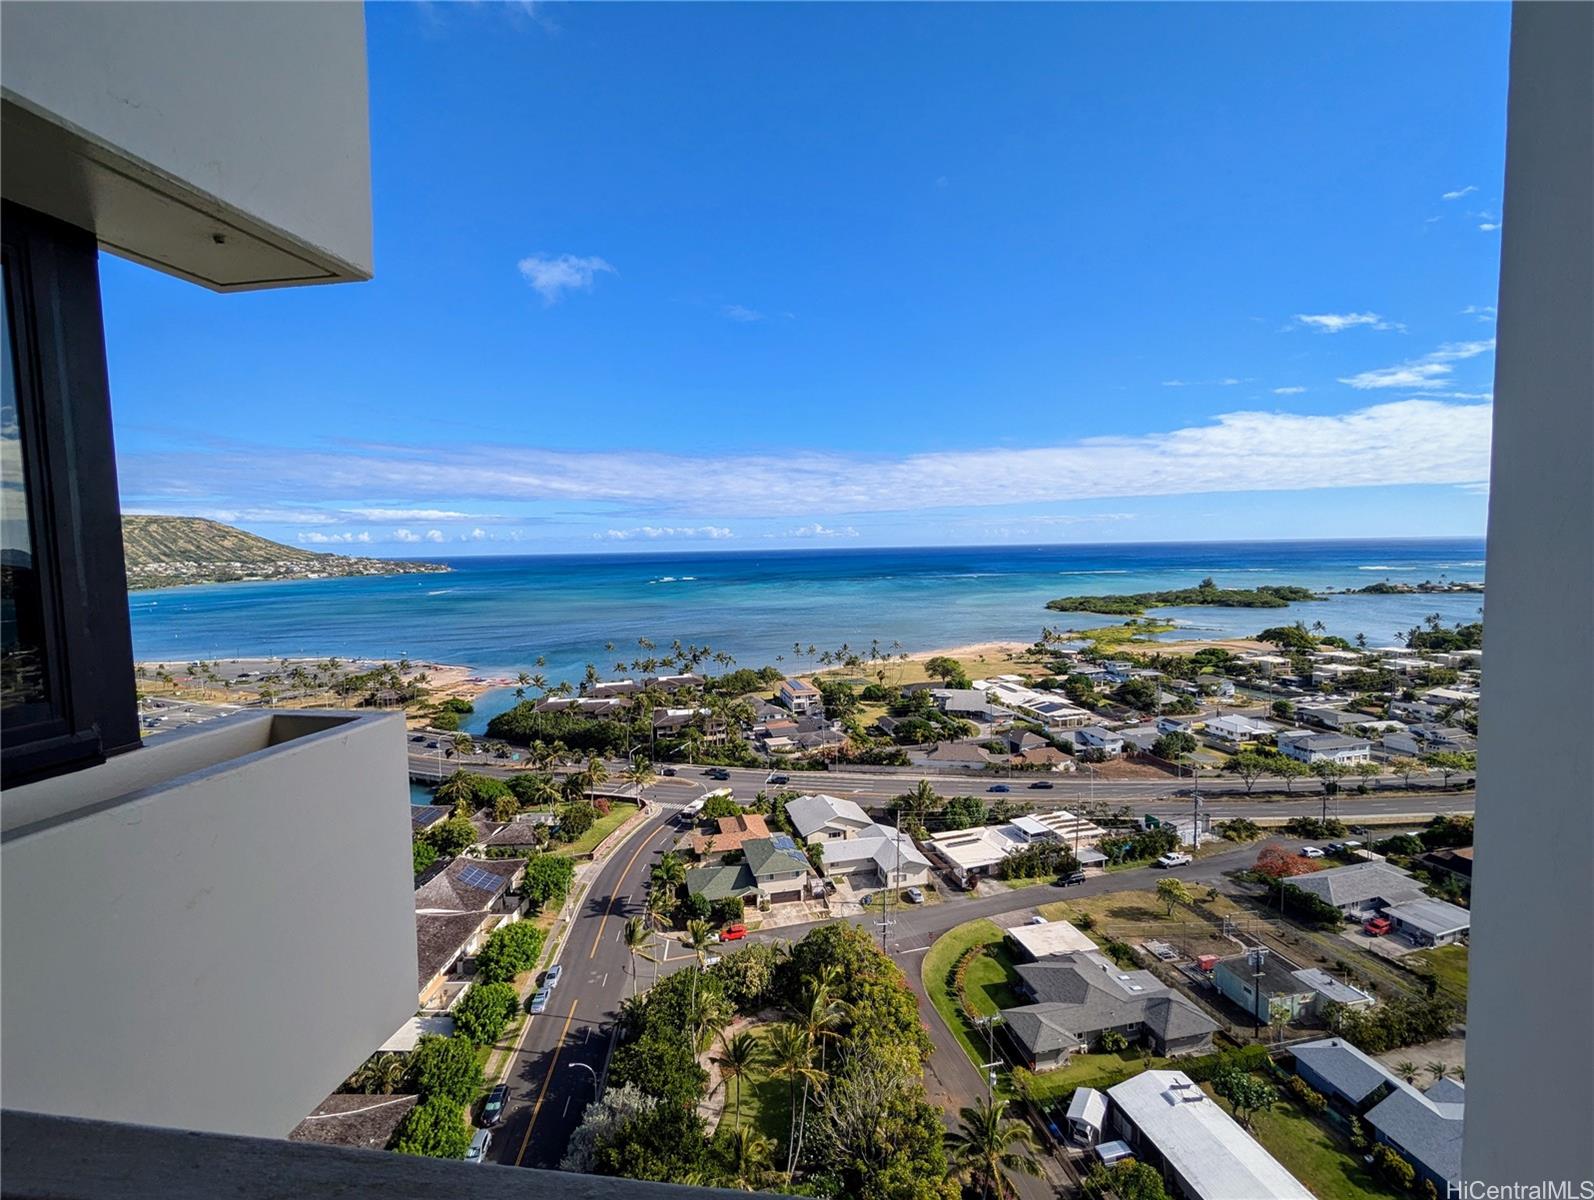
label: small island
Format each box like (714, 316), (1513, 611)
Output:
(122, 515), (450, 589)
(1045, 577), (1318, 616)
(1351, 580), (1485, 595)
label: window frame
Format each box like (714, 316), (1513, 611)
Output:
(1, 200), (139, 786)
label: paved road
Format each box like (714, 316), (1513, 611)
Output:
(488, 798), (696, 1168)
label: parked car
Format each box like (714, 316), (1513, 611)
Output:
(1349, 825), (1371, 836)
(1301, 846), (1325, 858)
(903, 887), (925, 904)
(1363, 916), (1393, 937)
(767, 773), (790, 785)
(480, 1085), (509, 1128)
(529, 989), (550, 1015)
(465, 1128), (492, 1164)
(1028, 915), (1048, 925)
(1156, 852), (1193, 868)
(721, 923), (748, 940)
(703, 953), (722, 967)
(1028, 780), (1054, 789)
(662, 766), (676, 776)
(1057, 870), (1087, 887)
(544, 964), (563, 989)
(988, 784), (1011, 793)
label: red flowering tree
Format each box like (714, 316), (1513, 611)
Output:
(1254, 842), (1320, 880)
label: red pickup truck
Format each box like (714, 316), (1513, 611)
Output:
(1363, 916), (1393, 937)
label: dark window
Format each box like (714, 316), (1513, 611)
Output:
(1, 202), (139, 787)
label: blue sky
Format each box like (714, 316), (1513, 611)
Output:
(103, 1), (1509, 554)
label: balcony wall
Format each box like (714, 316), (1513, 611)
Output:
(1, 711), (417, 1137)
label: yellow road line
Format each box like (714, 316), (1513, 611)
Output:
(588, 816), (665, 959)
(515, 1000), (579, 1167)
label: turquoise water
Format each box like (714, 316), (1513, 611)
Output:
(129, 537), (1486, 737)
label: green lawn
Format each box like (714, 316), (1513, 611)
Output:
(921, 918), (1011, 1071)
(1203, 1083), (1404, 1200)
(1015, 1048), (1166, 1105)
(1407, 943), (1469, 1001)
(554, 804), (642, 858)
(716, 1027), (795, 1157)
(963, 941), (1024, 1016)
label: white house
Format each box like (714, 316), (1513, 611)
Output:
(815, 824), (932, 890)
(1203, 714), (1275, 747)
(1277, 733), (1372, 764)
(785, 794), (875, 842)
(776, 678), (824, 716)
(1075, 727), (1125, 756)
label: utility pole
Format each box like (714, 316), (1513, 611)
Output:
(1248, 945), (1269, 1036)
(975, 1015), (1003, 1101)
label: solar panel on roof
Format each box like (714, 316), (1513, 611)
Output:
(458, 864), (502, 891)
(770, 834), (797, 850)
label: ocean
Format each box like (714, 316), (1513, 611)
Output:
(128, 537), (1485, 735)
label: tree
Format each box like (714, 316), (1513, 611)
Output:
(624, 916), (655, 996)
(1388, 756), (1426, 788)
(1422, 750), (1477, 787)
(392, 1094), (472, 1158)
(712, 1030), (766, 1128)
(1212, 1067), (1277, 1130)
(412, 837), (439, 877)
(475, 920), (545, 984)
(944, 1097), (1041, 1200)
(1084, 1161), (1168, 1200)
(453, 981), (519, 1046)
(557, 801), (597, 841)
(349, 1051), (407, 1095)
(406, 1035), (483, 1106)
(1271, 699), (1295, 721)
(452, 733), (475, 756)
(766, 1022), (819, 1176)
(520, 853), (576, 912)
(941, 794), (988, 831)
(1372, 1144), (1417, 1191)
(700, 793), (742, 821)
(713, 1123), (778, 1191)
(1394, 1059), (1420, 1083)
(428, 813), (478, 856)
(1156, 877), (1193, 915)
(1270, 756), (1311, 793)
(1311, 758), (1352, 794)
(1152, 731), (1198, 759)
(1224, 751), (1272, 794)
(924, 656), (972, 688)
(435, 769), (479, 814)
(1426, 1060), (1450, 1083)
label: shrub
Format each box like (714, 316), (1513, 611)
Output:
(520, 853), (575, 913)
(475, 920), (545, 985)
(413, 837), (439, 877)
(392, 1094), (471, 1158)
(453, 981), (519, 1046)
(700, 794), (741, 821)
(556, 802), (597, 841)
(681, 892), (712, 922)
(440, 697), (475, 714)
(1285, 1074), (1328, 1114)
(1372, 1144), (1416, 1191)
(431, 709), (462, 731)
(710, 895), (745, 926)
(1097, 1029), (1129, 1052)
(406, 1035), (483, 1106)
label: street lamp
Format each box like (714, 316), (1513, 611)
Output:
(569, 1061), (598, 1103)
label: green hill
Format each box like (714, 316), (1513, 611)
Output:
(121, 515), (449, 589)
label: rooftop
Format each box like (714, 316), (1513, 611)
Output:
(785, 793), (872, 839)
(1383, 897), (1473, 936)
(689, 813), (771, 856)
(1107, 1070), (1315, 1200)
(1004, 920), (1098, 960)
(1290, 1037), (1399, 1105)
(1365, 1079), (1466, 1185)
(1287, 861), (1428, 909)
(412, 857), (521, 914)
(288, 1093), (417, 1151)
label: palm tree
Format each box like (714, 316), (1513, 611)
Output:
(712, 1031), (765, 1128)
(1395, 1060), (1420, 1083)
(653, 851), (687, 891)
(766, 1022), (818, 1177)
(786, 978), (845, 1169)
(623, 916), (654, 996)
(622, 759), (658, 802)
(945, 1097), (1042, 1200)
(717, 1124), (776, 1191)
(1426, 1061), (1451, 1083)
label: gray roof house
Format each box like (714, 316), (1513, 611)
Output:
(786, 794), (874, 841)
(1290, 1038), (1399, 1111)
(1287, 861), (1429, 917)
(1366, 1078), (1466, 1192)
(1002, 952), (1217, 1069)
(1383, 897), (1471, 947)
(413, 857), (523, 914)
(1212, 955), (1376, 1022)
(685, 834), (815, 904)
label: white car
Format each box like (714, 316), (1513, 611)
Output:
(1156, 852), (1192, 868)
(1301, 846), (1325, 858)
(465, 1128), (492, 1164)
(1028, 915), (1049, 925)
(703, 953), (722, 967)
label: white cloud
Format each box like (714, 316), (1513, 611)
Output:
(465, 528), (488, 541)
(1272, 386), (1307, 395)
(598, 525), (734, 541)
(722, 304), (763, 322)
(1478, 222), (1500, 232)
(517, 254), (616, 304)
(1162, 377), (1245, 388)
(392, 528), (421, 543)
(1340, 340), (1494, 390)
(346, 507), (476, 522)
(784, 523), (859, 539)
(121, 399), (1494, 521)
(297, 531), (372, 545)
(1461, 305), (1496, 322)
(424, 529), (446, 543)
(1442, 185), (1478, 200)
(1294, 312), (1404, 334)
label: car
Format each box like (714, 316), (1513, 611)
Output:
(1363, 916), (1393, 937)
(988, 784), (1011, 793)
(767, 773), (790, 785)
(721, 923), (748, 940)
(1301, 846), (1325, 858)
(1028, 915), (1049, 925)
(903, 887), (925, 904)
(544, 964), (563, 989)
(1028, 780), (1055, 789)
(529, 989), (550, 1014)
(480, 1084), (509, 1127)
(1341, 840), (1363, 849)
(662, 766), (676, 776)
(1324, 843), (1343, 853)
(1156, 852), (1193, 868)
(1349, 825), (1371, 836)
(703, 953), (722, 967)
(409, 734), (426, 743)
(1057, 870), (1087, 887)
(465, 1128), (492, 1164)
(709, 768), (731, 781)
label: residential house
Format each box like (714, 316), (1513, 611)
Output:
(1104, 1071), (1315, 1200)
(1277, 732), (1372, 764)
(926, 823), (1030, 886)
(1416, 847), (1475, 880)
(1202, 714), (1275, 747)
(910, 741), (996, 770)
(685, 834), (815, 905)
(644, 673), (706, 693)
(1299, 705), (1367, 732)
(1117, 725), (1163, 754)
(1244, 654), (1293, 677)
(930, 688), (1005, 724)
(1366, 1078), (1466, 1194)
(410, 805), (452, 834)
(1002, 952), (1218, 1069)
(785, 793), (874, 842)
(1210, 954), (1373, 1024)
(1382, 724), (1476, 757)
(1028, 698), (1095, 730)
(814, 824), (932, 889)
(1075, 727), (1126, 757)
(415, 911), (499, 1010)
(1005, 920), (1097, 962)
(534, 696), (626, 718)
(1389, 699), (1447, 723)
(1290, 1038), (1399, 1113)
(413, 857), (524, 916)
(1156, 715), (1196, 735)
(584, 679), (642, 699)
(1005, 729), (1049, 754)
(289, 1093), (419, 1152)
(1382, 898), (1471, 947)
(776, 678), (824, 716)
(1015, 745), (1070, 770)
(1285, 862), (1429, 919)
(689, 813), (771, 858)
(652, 707), (727, 740)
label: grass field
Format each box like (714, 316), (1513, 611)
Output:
(1407, 942), (1469, 1000)
(1203, 1082), (1404, 1200)
(555, 804), (642, 858)
(1016, 1047), (1168, 1106)
(716, 1027), (794, 1152)
(921, 918), (1011, 1072)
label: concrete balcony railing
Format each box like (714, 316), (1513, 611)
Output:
(1, 710), (417, 1138)
(1, 1110), (767, 1200)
